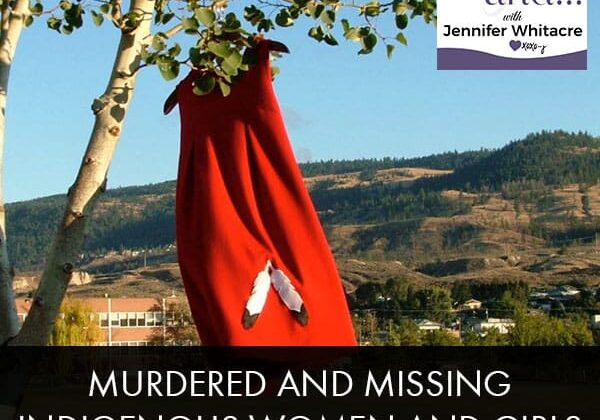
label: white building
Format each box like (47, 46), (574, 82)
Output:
(459, 299), (482, 311)
(417, 319), (443, 331)
(592, 315), (600, 330)
(472, 318), (515, 335)
(17, 296), (185, 346)
(549, 285), (581, 300)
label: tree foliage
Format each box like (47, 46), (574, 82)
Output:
(300, 150), (492, 177)
(149, 301), (200, 345)
(49, 300), (103, 345)
(508, 307), (594, 346)
(422, 131), (600, 192)
(44, 0), (436, 95)
(386, 319), (421, 345)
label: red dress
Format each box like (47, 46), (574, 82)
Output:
(175, 40), (356, 346)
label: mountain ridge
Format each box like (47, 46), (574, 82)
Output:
(7, 130), (600, 288)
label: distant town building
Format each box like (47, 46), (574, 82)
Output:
(549, 285), (581, 300)
(459, 299), (483, 311)
(16, 297), (184, 346)
(592, 315), (600, 330)
(529, 291), (549, 300)
(472, 318), (515, 335)
(416, 319), (443, 331)
(530, 285), (583, 310)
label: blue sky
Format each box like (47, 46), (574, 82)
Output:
(4, 3), (599, 203)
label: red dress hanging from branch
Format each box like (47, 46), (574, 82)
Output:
(174, 40), (356, 346)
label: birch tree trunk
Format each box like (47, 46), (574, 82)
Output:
(0, 0), (29, 345)
(12, 0), (155, 345)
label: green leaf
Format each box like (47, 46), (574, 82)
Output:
(189, 47), (203, 65)
(275, 9), (294, 27)
(169, 43), (182, 58)
(193, 74), (216, 96)
(363, 33), (377, 49)
(321, 10), (335, 25)
(218, 80), (231, 97)
(395, 14), (409, 30)
(182, 17), (199, 32)
(341, 18), (350, 33)
(323, 33), (338, 46)
(344, 27), (361, 41)
(154, 10), (163, 25)
(395, 32), (408, 46)
(359, 32), (377, 54)
(195, 8), (216, 27)
(364, 2), (380, 17)
(91, 10), (104, 26)
(161, 13), (175, 25)
(30, 2), (43, 16)
(24, 15), (33, 27)
(213, 66), (232, 83)
(59, 0), (71, 11)
(141, 46), (153, 64)
(61, 24), (74, 35)
(47, 17), (62, 32)
(99, 3), (110, 14)
(152, 34), (167, 51)
(292, 0), (310, 7)
(393, 0), (408, 15)
(386, 44), (395, 58)
(223, 50), (242, 68)
(157, 57), (180, 81)
(207, 41), (231, 58)
(221, 50), (242, 76)
(308, 26), (324, 42)
(223, 13), (241, 31)
(122, 11), (141, 30)
(64, 3), (84, 28)
(257, 18), (273, 32)
(244, 5), (264, 26)
(312, 4), (324, 19)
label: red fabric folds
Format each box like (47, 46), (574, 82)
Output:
(174, 40), (357, 346)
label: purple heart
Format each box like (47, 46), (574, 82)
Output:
(510, 40), (521, 51)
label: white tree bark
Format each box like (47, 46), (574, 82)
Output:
(12, 0), (156, 345)
(0, 0), (29, 345)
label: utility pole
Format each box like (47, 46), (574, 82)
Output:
(106, 295), (112, 347)
(162, 297), (166, 345)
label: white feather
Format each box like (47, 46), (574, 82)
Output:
(270, 269), (304, 312)
(244, 260), (272, 316)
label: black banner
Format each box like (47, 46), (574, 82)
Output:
(2, 347), (600, 419)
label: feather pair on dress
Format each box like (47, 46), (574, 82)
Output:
(243, 260), (308, 329)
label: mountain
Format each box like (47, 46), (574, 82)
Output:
(7, 181), (177, 270)
(299, 149), (493, 177)
(420, 130), (600, 191)
(7, 130), (600, 291)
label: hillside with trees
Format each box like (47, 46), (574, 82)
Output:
(420, 131), (600, 191)
(7, 131), (600, 290)
(300, 149), (492, 176)
(8, 130), (600, 346)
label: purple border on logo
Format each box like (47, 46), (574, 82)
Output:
(438, 48), (587, 70)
